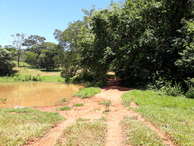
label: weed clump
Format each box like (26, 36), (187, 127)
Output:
(74, 103), (84, 107)
(56, 106), (71, 111)
(55, 98), (68, 106)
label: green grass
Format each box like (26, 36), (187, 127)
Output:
(12, 61), (31, 67)
(74, 103), (84, 107)
(55, 121), (107, 146)
(56, 106), (71, 111)
(0, 73), (64, 82)
(122, 90), (194, 145)
(121, 117), (164, 146)
(0, 107), (65, 146)
(73, 87), (101, 98)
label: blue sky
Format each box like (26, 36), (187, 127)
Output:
(0, 0), (120, 47)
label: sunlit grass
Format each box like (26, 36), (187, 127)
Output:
(121, 117), (164, 145)
(0, 107), (65, 146)
(122, 90), (194, 145)
(74, 87), (101, 98)
(55, 121), (107, 146)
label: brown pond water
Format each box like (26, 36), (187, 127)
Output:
(0, 82), (85, 108)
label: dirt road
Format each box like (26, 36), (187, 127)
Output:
(28, 79), (175, 146)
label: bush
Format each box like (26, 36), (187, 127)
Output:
(148, 78), (183, 96)
(185, 88), (194, 98)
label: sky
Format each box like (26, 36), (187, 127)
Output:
(0, 0), (121, 47)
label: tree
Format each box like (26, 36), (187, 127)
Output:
(11, 33), (26, 67)
(0, 47), (14, 75)
(24, 52), (38, 67)
(38, 42), (58, 70)
(78, 0), (194, 86)
(54, 19), (88, 80)
(22, 35), (46, 48)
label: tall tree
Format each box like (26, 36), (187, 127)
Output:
(22, 35), (46, 49)
(38, 42), (58, 70)
(11, 33), (26, 67)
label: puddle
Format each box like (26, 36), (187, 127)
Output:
(0, 82), (85, 108)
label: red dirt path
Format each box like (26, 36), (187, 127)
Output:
(27, 79), (175, 146)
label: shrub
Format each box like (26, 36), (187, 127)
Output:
(185, 88), (194, 98)
(148, 78), (183, 96)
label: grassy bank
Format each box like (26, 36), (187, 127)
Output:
(73, 87), (101, 98)
(122, 90), (194, 145)
(0, 107), (65, 146)
(0, 62), (64, 82)
(55, 120), (107, 146)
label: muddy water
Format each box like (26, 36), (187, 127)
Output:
(0, 82), (85, 108)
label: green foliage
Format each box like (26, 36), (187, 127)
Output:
(56, 106), (71, 111)
(73, 87), (101, 98)
(24, 52), (38, 67)
(185, 88), (194, 99)
(0, 48), (15, 75)
(77, 0), (194, 88)
(73, 69), (106, 87)
(148, 78), (183, 96)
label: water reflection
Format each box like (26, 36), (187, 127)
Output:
(0, 82), (84, 108)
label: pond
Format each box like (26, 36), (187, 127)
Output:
(0, 82), (85, 108)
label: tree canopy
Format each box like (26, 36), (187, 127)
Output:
(78, 0), (194, 87)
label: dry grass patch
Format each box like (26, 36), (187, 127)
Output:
(55, 121), (107, 146)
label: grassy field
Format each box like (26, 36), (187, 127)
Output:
(0, 61), (64, 82)
(0, 107), (65, 146)
(55, 120), (107, 146)
(122, 90), (194, 145)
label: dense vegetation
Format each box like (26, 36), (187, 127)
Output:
(78, 0), (194, 87)
(1, 0), (194, 91)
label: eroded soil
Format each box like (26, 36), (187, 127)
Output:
(27, 79), (175, 146)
